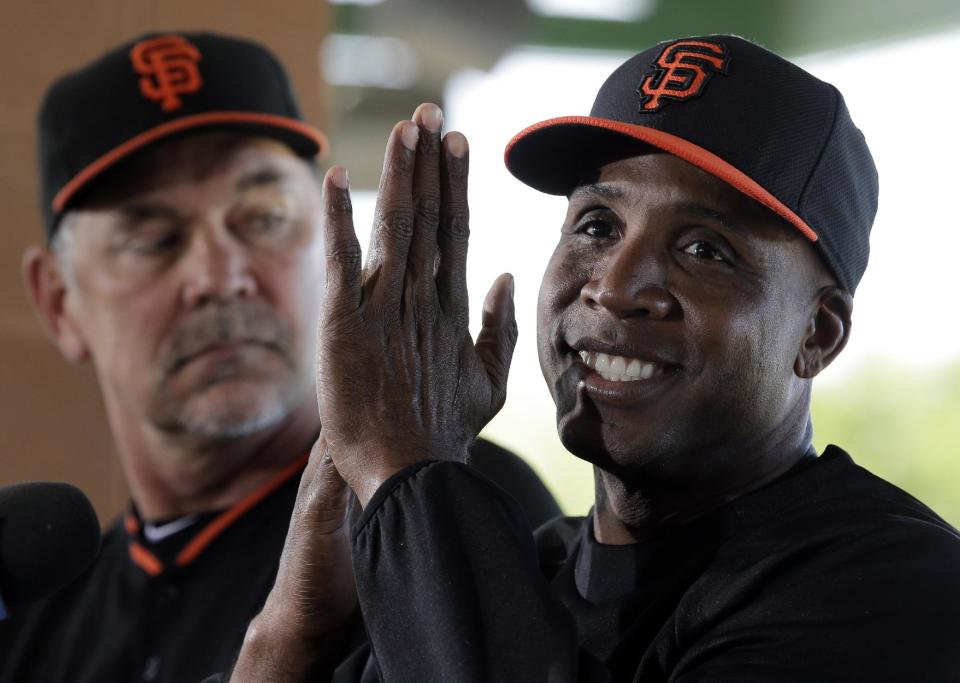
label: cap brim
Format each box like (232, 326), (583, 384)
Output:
(52, 111), (329, 213)
(504, 116), (817, 242)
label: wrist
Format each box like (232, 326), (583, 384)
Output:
(230, 610), (321, 682)
(351, 463), (406, 508)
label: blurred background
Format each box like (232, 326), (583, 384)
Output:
(1, 0), (958, 526)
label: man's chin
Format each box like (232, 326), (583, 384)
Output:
(152, 383), (297, 440)
(179, 408), (287, 439)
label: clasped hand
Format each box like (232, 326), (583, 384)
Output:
(317, 103), (518, 507)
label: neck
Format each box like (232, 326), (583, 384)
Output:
(592, 420), (816, 545)
(114, 403), (319, 521)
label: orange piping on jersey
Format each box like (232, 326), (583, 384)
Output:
(129, 542), (164, 576)
(122, 452), (309, 575)
(175, 452), (310, 567)
(505, 116), (818, 242)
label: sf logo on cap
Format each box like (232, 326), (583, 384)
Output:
(637, 40), (727, 112)
(130, 35), (203, 112)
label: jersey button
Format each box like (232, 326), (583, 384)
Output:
(155, 583), (180, 607)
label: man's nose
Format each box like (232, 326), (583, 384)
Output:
(579, 240), (676, 319)
(180, 223), (258, 307)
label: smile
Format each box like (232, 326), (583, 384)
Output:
(578, 350), (668, 382)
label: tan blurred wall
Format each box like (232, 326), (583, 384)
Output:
(0, 0), (329, 525)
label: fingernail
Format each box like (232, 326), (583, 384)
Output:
(507, 273), (515, 298)
(447, 132), (467, 158)
(401, 122), (420, 150)
(420, 104), (443, 133)
(330, 166), (349, 189)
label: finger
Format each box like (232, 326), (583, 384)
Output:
(409, 103), (444, 309)
(321, 166), (362, 317)
(474, 273), (518, 408)
(366, 120), (419, 308)
(438, 131), (470, 328)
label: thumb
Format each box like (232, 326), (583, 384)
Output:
(474, 273), (518, 407)
(263, 435), (358, 643)
(297, 436), (351, 535)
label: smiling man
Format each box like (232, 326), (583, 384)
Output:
(0, 32), (558, 683)
(229, 35), (960, 682)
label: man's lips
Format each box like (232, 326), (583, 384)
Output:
(169, 340), (277, 373)
(565, 336), (683, 383)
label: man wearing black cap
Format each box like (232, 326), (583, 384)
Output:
(0, 32), (558, 683)
(228, 34), (960, 681)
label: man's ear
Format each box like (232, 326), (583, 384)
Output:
(22, 245), (90, 363)
(794, 286), (853, 379)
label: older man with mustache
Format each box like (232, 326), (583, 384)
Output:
(0, 32), (558, 683)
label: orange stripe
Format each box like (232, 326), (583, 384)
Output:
(52, 111), (330, 213)
(124, 513), (140, 535)
(129, 542), (164, 576)
(175, 452), (310, 567)
(505, 116), (818, 242)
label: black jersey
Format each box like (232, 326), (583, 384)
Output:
(0, 438), (559, 683)
(342, 446), (960, 681)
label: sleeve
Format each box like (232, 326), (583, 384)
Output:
(350, 460), (581, 683)
(467, 438), (562, 531)
(667, 516), (960, 683)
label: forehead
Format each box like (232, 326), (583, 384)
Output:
(573, 152), (795, 237)
(74, 131), (311, 210)
(565, 152), (835, 287)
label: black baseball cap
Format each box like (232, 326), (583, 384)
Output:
(38, 31), (329, 237)
(505, 35), (878, 293)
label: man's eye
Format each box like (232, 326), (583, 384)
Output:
(682, 240), (727, 262)
(576, 220), (614, 239)
(126, 231), (180, 255)
(253, 211), (285, 231)
(242, 208), (291, 237)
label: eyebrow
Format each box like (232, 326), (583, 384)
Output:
(116, 202), (181, 229)
(236, 167), (287, 192)
(676, 201), (741, 231)
(569, 182), (625, 202)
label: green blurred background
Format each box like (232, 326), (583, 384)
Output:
(813, 360), (960, 527)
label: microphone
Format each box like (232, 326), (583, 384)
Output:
(0, 482), (100, 618)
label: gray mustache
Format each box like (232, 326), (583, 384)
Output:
(163, 302), (292, 373)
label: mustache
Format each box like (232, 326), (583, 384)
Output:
(160, 301), (294, 374)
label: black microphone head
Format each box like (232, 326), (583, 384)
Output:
(0, 482), (100, 606)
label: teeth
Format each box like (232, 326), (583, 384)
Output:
(577, 349), (665, 383)
(596, 353), (610, 372)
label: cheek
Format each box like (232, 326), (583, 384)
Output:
(694, 291), (800, 425)
(72, 267), (177, 364)
(111, 296), (176, 361)
(538, 244), (590, 310)
(254, 254), (321, 348)
(537, 250), (581, 355)
(73, 294), (175, 403)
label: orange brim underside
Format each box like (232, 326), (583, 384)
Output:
(505, 115), (817, 242)
(52, 111), (329, 213)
